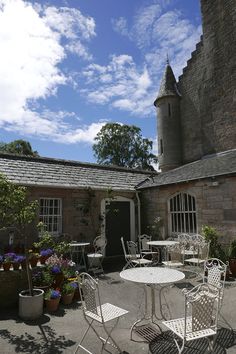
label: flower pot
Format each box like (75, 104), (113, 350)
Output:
(62, 292), (75, 305)
(45, 297), (61, 312)
(229, 258), (236, 277)
(30, 258), (38, 268)
(40, 255), (48, 265)
(13, 262), (20, 271)
(21, 260), (27, 270)
(3, 262), (11, 271)
(19, 289), (44, 320)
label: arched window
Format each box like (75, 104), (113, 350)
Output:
(169, 192), (197, 234)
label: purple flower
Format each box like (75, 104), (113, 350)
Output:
(51, 265), (61, 274)
(40, 248), (53, 257)
(0, 255), (3, 263)
(45, 289), (61, 300)
(70, 282), (78, 289)
(4, 252), (16, 262)
(13, 255), (25, 263)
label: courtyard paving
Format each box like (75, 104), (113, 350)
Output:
(0, 267), (236, 354)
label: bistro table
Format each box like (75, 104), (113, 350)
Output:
(147, 240), (179, 263)
(120, 267), (185, 342)
(69, 242), (90, 271)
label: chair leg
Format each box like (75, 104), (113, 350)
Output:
(101, 318), (122, 353)
(74, 317), (103, 354)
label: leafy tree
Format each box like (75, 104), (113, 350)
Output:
(0, 173), (38, 295)
(93, 123), (157, 170)
(0, 139), (39, 156)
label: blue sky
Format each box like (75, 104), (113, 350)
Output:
(0, 0), (202, 163)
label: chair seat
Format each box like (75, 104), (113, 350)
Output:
(181, 250), (197, 256)
(163, 316), (217, 341)
(185, 257), (205, 264)
(132, 258), (152, 265)
(87, 253), (103, 258)
(85, 303), (128, 323)
(162, 261), (183, 267)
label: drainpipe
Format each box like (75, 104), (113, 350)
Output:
(136, 191), (141, 236)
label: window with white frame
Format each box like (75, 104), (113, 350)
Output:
(39, 198), (62, 236)
(169, 192), (197, 234)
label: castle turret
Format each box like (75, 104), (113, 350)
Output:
(154, 61), (182, 171)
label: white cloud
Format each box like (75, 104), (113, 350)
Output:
(83, 1), (202, 116)
(81, 55), (154, 115)
(0, 0), (98, 144)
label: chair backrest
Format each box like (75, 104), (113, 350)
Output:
(93, 236), (107, 254)
(121, 237), (127, 257)
(167, 244), (183, 263)
(78, 272), (102, 318)
(138, 234), (152, 252)
(198, 241), (210, 260)
(126, 241), (139, 258)
(183, 283), (219, 337)
(204, 258), (227, 304)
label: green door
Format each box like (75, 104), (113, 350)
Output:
(105, 201), (131, 256)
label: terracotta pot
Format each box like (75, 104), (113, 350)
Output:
(30, 258), (38, 268)
(21, 260), (27, 270)
(45, 297), (61, 312)
(12, 262), (20, 271)
(229, 258), (236, 277)
(62, 292), (75, 305)
(3, 262), (11, 271)
(40, 256), (48, 265)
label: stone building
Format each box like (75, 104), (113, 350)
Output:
(140, 0), (236, 244)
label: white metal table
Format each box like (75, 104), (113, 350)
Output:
(120, 267), (185, 342)
(147, 240), (179, 263)
(69, 242), (90, 271)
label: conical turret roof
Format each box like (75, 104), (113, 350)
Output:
(154, 63), (180, 106)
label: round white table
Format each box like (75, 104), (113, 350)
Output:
(120, 267), (185, 342)
(69, 242), (90, 271)
(147, 240), (179, 263)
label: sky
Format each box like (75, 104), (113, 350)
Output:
(0, 0), (202, 164)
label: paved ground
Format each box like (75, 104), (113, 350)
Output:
(1, 266), (236, 354)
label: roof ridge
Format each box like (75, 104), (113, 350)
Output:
(0, 152), (155, 175)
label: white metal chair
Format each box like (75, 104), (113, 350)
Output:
(87, 236), (107, 275)
(138, 234), (160, 264)
(74, 273), (128, 354)
(162, 283), (220, 353)
(185, 241), (210, 267)
(121, 236), (135, 270)
(162, 244), (184, 268)
(126, 240), (153, 267)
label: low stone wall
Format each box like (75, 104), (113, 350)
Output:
(0, 269), (28, 308)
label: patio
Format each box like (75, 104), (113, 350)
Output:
(1, 266), (236, 354)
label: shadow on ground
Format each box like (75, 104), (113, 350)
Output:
(0, 324), (75, 354)
(149, 328), (236, 354)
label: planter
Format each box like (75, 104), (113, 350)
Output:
(30, 258), (38, 268)
(3, 262), (11, 271)
(21, 260), (27, 270)
(62, 292), (75, 305)
(45, 297), (61, 312)
(19, 289), (44, 320)
(229, 258), (236, 277)
(12, 262), (20, 271)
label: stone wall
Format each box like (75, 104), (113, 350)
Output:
(0, 269), (28, 308)
(0, 187), (137, 251)
(178, 0), (236, 164)
(140, 175), (236, 245)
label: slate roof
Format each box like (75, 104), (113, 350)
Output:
(0, 153), (155, 191)
(154, 64), (180, 105)
(137, 149), (236, 189)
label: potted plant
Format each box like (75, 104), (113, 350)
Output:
(40, 248), (54, 264)
(229, 240), (236, 277)
(3, 252), (16, 271)
(12, 255), (23, 270)
(32, 268), (53, 291)
(28, 250), (40, 268)
(61, 282), (76, 305)
(44, 288), (61, 312)
(0, 173), (42, 320)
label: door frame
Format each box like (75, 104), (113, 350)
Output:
(100, 196), (135, 243)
